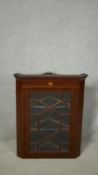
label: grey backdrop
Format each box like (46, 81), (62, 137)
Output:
(0, 0), (98, 146)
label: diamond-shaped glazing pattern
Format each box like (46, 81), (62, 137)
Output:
(28, 92), (71, 152)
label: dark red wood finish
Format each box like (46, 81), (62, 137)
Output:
(14, 73), (88, 158)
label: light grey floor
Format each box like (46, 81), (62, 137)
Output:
(0, 140), (98, 175)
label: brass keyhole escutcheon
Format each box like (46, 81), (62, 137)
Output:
(48, 81), (53, 86)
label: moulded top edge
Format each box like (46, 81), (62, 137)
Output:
(14, 73), (88, 80)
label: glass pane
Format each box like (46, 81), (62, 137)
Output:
(28, 91), (72, 152)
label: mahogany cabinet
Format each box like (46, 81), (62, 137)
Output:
(14, 73), (88, 158)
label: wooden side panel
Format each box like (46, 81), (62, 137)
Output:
(16, 80), (25, 157)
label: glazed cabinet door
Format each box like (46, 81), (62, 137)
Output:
(22, 87), (80, 158)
